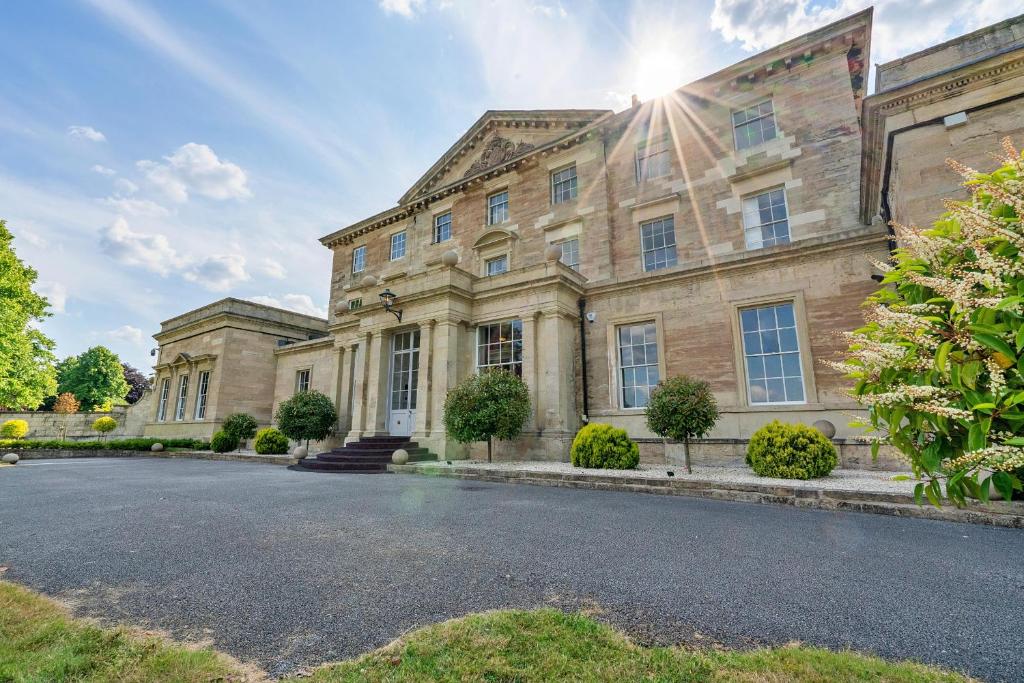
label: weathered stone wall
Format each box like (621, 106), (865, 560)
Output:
(2, 406), (135, 440)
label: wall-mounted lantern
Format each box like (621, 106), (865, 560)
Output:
(379, 288), (403, 322)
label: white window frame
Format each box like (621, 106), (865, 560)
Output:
(616, 321), (659, 409)
(433, 211), (452, 243)
(390, 231), (406, 260)
(157, 378), (170, 422)
(551, 164), (578, 204)
(739, 301), (806, 405)
(635, 134), (671, 182)
(640, 215), (678, 272)
(487, 190), (509, 225)
(485, 254), (508, 276)
(295, 368), (311, 394)
(476, 319), (523, 377)
(555, 237), (580, 271)
(742, 187), (790, 250)
(193, 370), (210, 420)
(174, 374), (189, 421)
(732, 99), (777, 151)
(352, 245), (366, 274)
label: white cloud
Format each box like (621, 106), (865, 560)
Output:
(102, 197), (170, 216)
(254, 257), (287, 279)
(107, 324), (145, 346)
(91, 164), (116, 176)
(138, 142), (251, 202)
(67, 125), (107, 142)
(248, 293), (326, 318)
(114, 177), (139, 195)
(36, 281), (68, 314)
(99, 216), (183, 275)
(378, 0), (426, 18)
(183, 254), (250, 291)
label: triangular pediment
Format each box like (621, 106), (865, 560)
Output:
(399, 109), (611, 205)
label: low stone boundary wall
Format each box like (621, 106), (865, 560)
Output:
(9, 449), (292, 466)
(390, 462), (1024, 528)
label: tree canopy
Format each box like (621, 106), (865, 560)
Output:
(443, 370), (531, 462)
(275, 390), (336, 448)
(645, 376), (720, 473)
(0, 219), (58, 409)
(56, 346), (130, 411)
(122, 363), (150, 404)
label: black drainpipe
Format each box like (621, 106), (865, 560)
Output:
(577, 297), (589, 423)
(878, 91), (1024, 260)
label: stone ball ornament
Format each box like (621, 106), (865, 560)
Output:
(440, 250), (460, 267)
(292, 445), (308, 460)
(150, 442), (164, 452)
(2, 453), (19, 464)
(544, 244), (562, 262)
(360, 274), (378, 288)
(812, 420), (836, 439)
(392, 448), (409, 465)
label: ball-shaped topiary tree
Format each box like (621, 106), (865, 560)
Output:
(645, 376), (720, 474)
(834, 139), (1024, 506)
(1, 419), (29, 440)
(91, 416), (117, 440)
(222, 413), (258, 449)
(443, 370), (531, 462)
(275, 390), (336, 452)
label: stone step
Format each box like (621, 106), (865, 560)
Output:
(339, 441), (421, 451)
(325, 446), (429, 457)
(293, 460), (387, 473)
(313, 451), (434, 464)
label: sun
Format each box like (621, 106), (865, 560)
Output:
(633, 47), (688, 101)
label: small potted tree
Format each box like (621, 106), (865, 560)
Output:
(275, 391), (336, 457)
(443, 370), (530, 463)
(645, 376), (720, 474)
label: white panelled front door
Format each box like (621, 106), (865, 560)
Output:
(387, 330), (420, 436)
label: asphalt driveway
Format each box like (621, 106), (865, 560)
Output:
(1, 458), (1021, 681)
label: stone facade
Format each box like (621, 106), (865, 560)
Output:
(140, 10), (1023, 468)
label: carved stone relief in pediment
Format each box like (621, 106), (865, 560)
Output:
(463, 136), (536, 178)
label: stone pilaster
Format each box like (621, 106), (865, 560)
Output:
(364, 330), (390, 435)
(413, 319), (435, 439)
(346, 332), (372, 442)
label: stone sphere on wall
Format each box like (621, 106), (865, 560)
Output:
(812, 420), (836, 439)
(392, 448), (409, 465)
(440, 250), (459, 267)
(292, 445), (308, 460)
(544, 244), (562, 262)
(2, 453), (19, 464)
(360, 274), (378, 288)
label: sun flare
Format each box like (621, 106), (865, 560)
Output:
(633, 47), (688, 101)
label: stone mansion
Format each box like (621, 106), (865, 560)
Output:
(140, 10), (1024, 463)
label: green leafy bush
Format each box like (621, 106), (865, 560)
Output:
(443, 371), (531, 462)
(570, 423), (639, 470)
(0, 437), (209, 451)
(91, 416), (117, 436)
(836, 139), (1024, 505)
(222, 413), (258, 442)
(275, 390), (336, 450)
(1, 419), (29, 439)
(645, 376), (720, 473)
(253, 427), (289, 455)
(210, 430), (239, 453)
(745, 421), (837, 480)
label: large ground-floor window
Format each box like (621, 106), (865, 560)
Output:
(617, 321), (659, 408)
(476, 319), (523, 377)
(740, 302), (804, 404)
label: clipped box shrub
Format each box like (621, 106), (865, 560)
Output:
(746, 420), (837, 480)
(1, 419), (29, 439)
(210, 430), (239, 453)
(570, 423), (639, 470)
(254, 427), (289, 455)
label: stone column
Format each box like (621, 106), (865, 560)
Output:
(333, 345), (354, 437)
(539, 311), (577, 434)
(413, 319), (435, 439)
(364, 330), (390, 435)
(430, 319), (465, 455)
(520, 312), (541, 431)
(346, 332), (371, 442)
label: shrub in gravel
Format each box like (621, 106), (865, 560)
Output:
(746, 421), (837, 480)
(253, 427), (289, 455)
(91, 416), (117, 438)
(276, 390), (337, 453)
(1, 419), (29, 439)
(210, 430), (239, 454)
(570, 423), (639, 470)
(221, 413), (258, 446)
(443, 371), (530, 463)
(645, 376), (719, 474)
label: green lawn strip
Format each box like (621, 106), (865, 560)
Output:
(0, 581), (245, 682)
(0, 581), (974, 683)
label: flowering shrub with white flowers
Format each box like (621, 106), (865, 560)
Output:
(834, 139), (1024, 506)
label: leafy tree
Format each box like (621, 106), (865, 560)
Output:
(56, 346), (130, 411)
(52, 392), (79, 440)
(122, 363), (150, 404)
(836, 139), (1024, 506)
(0, 219), (58, 409)
(91, 416), (117, 440)
(443, 371), (531, 463)
(275, 390), (336, 451)
(222, 413), (258, 446)
(645, 376), (720, 474)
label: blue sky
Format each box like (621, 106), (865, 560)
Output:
(2, 0), (1022, 372)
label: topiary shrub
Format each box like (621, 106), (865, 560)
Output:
(570, 423), (639, 470)
(91, 416), (117, 439)
(222, 413), (258, 445)
(275, 390), (336, 452)
(645, 376), (720, 474)
(1, 419), (29, 439)
(253, 427), (289, 455)
(746, 421), (837, 480)
(210, 430), (239, 453)
(443, 371), (531, 462)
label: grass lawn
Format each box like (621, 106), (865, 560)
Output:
(0, 580), (974, 682)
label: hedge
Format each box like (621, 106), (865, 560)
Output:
(0, 437), (210, 451)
